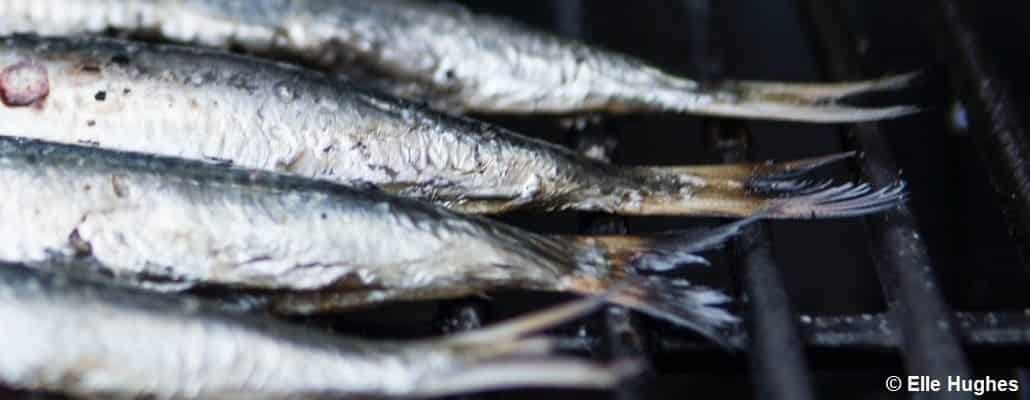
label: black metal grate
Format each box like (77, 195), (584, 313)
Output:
(437, 1), (1030, 399)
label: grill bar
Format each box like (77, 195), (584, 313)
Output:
(553, 309), (1030, 353)
(796, 3), (975, 396)
(1017, 369), (1030, 400)
(707, 2), (815, 399)
(604, 306), (652, 400)
(710, 122), (817, 400)
(730, 222), (817, 400)
(580, 107), (650, 400)
(927, 0), (1030, 263)
(553, 3), (653, 400)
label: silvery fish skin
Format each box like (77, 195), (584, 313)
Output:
(0, 0), (920, 122)
(0, 136), (742, 341)
(0, 263), (637, 399)
(0, 36), (905, 218)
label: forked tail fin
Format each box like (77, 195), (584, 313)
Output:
(441, 291), (612, 347)
(759, 181), (908, 218)
(575, 151), (905, 218)
(677, 72), (923, 122)
(609, 276), (738, 345)
(418, 294), (643, 397)
(635, 151), (857, 192)
(574, 177), (907, 218)
(562, 178), (902, 338)
(562, 272), (740, 345)
(563, 217), (765, 344)
(416, 357), (642, 397)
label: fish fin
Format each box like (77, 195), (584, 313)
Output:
(611, 276), (738, 345)
(415, 357), (643, 397)
(566, 274), (738, 346)
(590, 178), (906, 218)
(419, 295), (641, 396)
(758, 180), (908, 219)
(635, 151), (856, 192)
(442, 293), (610, 346)
(581, 152), (902, 218)
(720, 71), (922, 102)
(692, 102), (921, 123)
(563, 218), (759, 343)
(682, 72), (922, 122)
(569, 216), (762, 272)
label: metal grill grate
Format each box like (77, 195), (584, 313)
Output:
(434, 0), (1030, 399)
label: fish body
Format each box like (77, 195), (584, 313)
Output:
(0, 0), (920, 122)
(0, 136), (573, 294)
(0, 136), (740, 340)
(0, 262), (636, 399)
(0, 35), (904, 218)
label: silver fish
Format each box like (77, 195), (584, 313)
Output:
(0, 0), (920, 122)
(0, 35), (904, 218)
(0, 136), (747, 341)
(0, 262), (640, 399)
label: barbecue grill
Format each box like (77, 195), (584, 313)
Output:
(3, 0), (1029, 399)
(440, 1), (1030, 399)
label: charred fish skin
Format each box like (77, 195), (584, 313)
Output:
(0, 35), (905, 218)
(0, 136), (740, 341)
(0, 262), (636, 399)
(0, 0), (920, 122)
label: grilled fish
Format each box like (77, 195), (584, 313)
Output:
(0, 0), (920, 122)
(0, 36), (904, 218)
(0, 262), (641, 399)
(0, 136), (753, 341)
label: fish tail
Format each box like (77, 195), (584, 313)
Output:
(420, 295), (642, 396)
(441, 293), (611, 346)
(684, 180), (908, 219)
(633, 151), (856, 192)
(661, 71), (922, 122)
(416, 357), (643, 396)
(757, 180), (908, 219)
(562, 218), (762, 344)
(606, 276), (738, 345)
(579, 156), (907, 217)
(570, 151), (904, 218)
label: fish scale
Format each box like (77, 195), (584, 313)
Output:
(0, 35), (905, 217)
(0, 0), (919, 120)
(0, 135), (747, 342)
(0, 263), (636, 398)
